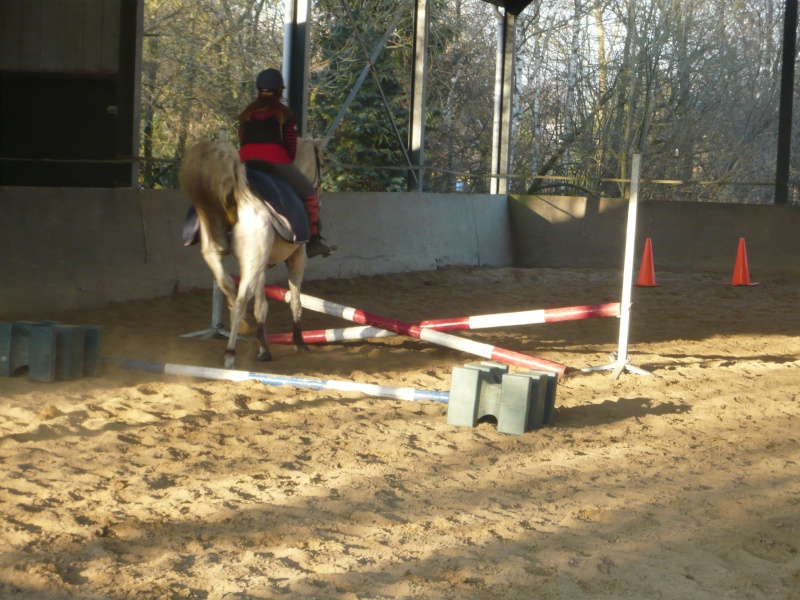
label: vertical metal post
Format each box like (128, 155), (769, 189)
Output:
(775, 0), (797, 205)
(407, 0), (429, 191)
(283, 0), (311, 136)
(117, 0), (143, 186)
(180, 280), (230, 340)
(490, 10), (515, 195)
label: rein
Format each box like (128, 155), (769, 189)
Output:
(309, 141), (322, 192)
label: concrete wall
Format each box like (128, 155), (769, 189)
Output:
(3, 188), (799, 319)
(510, 195), (800, 276)
(0, 188), (513, 319)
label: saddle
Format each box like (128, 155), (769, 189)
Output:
(182, 168), (310, 247)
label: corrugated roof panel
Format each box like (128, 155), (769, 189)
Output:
(0, 0), (119, 73)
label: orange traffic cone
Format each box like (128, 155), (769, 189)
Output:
(635, 238), (659, 287)
(730, 238), (759, 286)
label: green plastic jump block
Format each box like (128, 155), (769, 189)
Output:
(0, 321), (103, 382)
(53, 324), (87, 381)
(28, 325), (58, 382)
(82, 325), (103, 377)
(524, 370), (559, 424)
(447, 361), (559, 435)
(498, 372), (547, 435)
(0, 322), (56, 381)
(0, 322), (22, 377)
(447, 362), (507, 428)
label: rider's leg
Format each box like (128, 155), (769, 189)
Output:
(302, 194), (334, 258)
(244, 161), (336, 257)
(276, 164), (336, 258)
(302, 194), (319, 233)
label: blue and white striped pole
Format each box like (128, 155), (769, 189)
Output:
(113, 359), (449, 403)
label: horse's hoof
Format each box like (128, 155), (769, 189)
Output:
(257, 349), (273, 362)
(294, 342), (310, 353)
(223, 350), (236, 369)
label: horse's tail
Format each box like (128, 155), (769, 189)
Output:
(180, 140), (249, 230)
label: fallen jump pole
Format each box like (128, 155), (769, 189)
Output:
(260, 284), (568, 374)
(268, 325), (395, 345)
(112, 359), (449, 403)
(266, 303), (621, 345)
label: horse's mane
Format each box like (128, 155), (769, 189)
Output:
(180, 140), (254, 231)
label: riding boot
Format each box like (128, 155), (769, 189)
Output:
(303, 195), (336, 258)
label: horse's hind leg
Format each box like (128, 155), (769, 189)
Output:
(252, 270), (273, 362)
(200, 241), (239, 365)
(285, 246), (309, 352)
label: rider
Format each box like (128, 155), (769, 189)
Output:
(238, 68), (334, 258)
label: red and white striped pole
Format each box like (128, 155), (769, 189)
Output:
(267, 303), (620, 345)
(419, 303), (620, 329)
(267, 325), (394, 345)
(261, 284), (567, 374)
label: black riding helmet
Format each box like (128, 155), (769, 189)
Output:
(257, 68), (284, 91)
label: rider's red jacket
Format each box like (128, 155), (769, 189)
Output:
(238, 110), (298, 165)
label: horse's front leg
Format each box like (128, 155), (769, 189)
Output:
(252, 270), (273, 362)
(199, 239), (240, 351)
(285, 245), (309, 353)
(223, 274), (255, 369)
(200, 236), (237, 305)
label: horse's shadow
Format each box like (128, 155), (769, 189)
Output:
(554, 396), (691, 428)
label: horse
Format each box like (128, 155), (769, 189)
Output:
(179, 139), (313, 368)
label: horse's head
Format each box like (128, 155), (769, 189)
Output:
(295, 137), (324, 193)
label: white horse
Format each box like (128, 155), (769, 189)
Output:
(179, 139), (312, 368)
